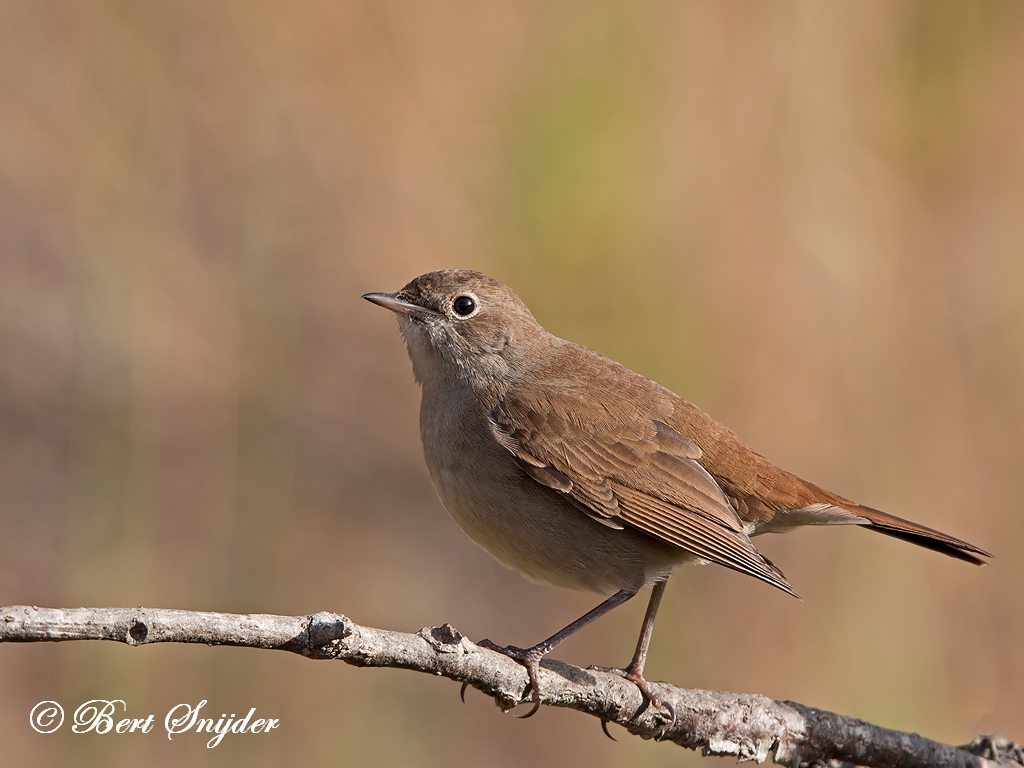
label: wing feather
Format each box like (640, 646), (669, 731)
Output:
(489, 381), (796, 595)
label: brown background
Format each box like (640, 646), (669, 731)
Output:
(0, 1), (1022, 766)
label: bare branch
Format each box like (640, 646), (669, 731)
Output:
(1, 605), (1015, 768)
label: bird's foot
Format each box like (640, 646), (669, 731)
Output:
(477, 639), (546, 718)
(588, 663), (677, 740)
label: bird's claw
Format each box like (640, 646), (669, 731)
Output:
(587, 664), (677, 740)
(477, 639), (545, 716)
(477, 639), (527, 657)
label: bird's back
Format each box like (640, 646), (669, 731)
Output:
(533, 338), (990, 566)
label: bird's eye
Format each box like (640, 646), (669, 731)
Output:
(452, 295), (476, 317)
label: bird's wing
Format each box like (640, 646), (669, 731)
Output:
(489, 380), (796, 596)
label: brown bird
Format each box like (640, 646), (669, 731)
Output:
(363, 270), (990, 722)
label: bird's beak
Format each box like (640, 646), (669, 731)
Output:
(362, 292), (442, 318)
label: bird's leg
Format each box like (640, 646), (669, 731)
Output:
(477, 588), (637, 718)
(589, 580), (676, 732)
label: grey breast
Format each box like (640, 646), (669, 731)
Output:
(417, 382), (687, 594)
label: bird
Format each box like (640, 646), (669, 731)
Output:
(362, 269), (990, 722)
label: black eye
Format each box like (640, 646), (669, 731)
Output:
(452, 295), (476, 316)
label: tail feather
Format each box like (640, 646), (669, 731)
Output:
(852, 505), (991, 566)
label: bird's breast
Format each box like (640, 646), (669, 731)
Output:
(418, 386), (520, 526)
(415, 384), (686, 594)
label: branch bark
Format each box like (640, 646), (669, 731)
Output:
(1, 605), (1016, 768)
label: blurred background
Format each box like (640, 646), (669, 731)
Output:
(0, 1), (1022, 766)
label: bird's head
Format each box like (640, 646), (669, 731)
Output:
(363, 270), (547, 386)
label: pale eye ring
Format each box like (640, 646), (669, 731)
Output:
(452, 295), (477, 317)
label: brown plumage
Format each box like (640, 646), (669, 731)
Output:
(364, 269), (990, 722)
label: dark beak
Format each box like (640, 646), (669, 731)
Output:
(362, 292), (441, 318)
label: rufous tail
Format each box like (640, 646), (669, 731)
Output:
(852, 505), (991, 565)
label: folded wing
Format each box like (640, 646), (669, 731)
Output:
(490, 381), (798, 596)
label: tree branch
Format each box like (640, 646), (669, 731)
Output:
(1, 605), (1016, 767)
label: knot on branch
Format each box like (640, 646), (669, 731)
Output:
(126, 618), (148, 645)
(962, 736), (1024, 765)
(417, 623), (473, 655)
(305, 612), (352, 658)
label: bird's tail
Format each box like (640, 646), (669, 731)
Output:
(851, 504), (991, 565)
